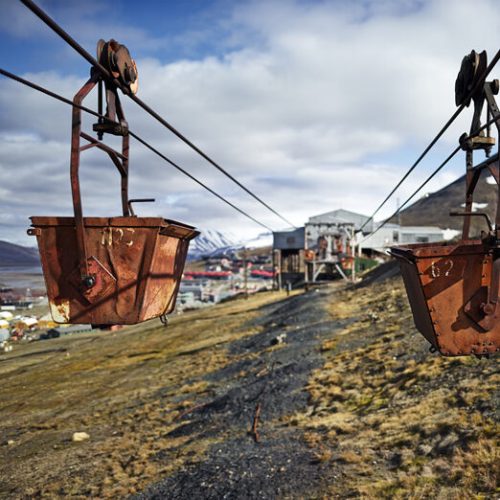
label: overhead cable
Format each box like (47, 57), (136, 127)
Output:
(359, 114), (500, 245)
(0, 67), (274, 232)
(359, 146), (461, 245)
(19, 0), (296, 229)
(359, 48), (500, 232)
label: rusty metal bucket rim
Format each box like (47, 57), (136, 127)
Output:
(390, 239), (488, 260)
(30, 216), (199, 240)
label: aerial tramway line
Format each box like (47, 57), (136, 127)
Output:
(14, 32), (292, 325)
(391, 50), (500, 357)
(2, 2), (499, 355)
(4, 1), (294, 327)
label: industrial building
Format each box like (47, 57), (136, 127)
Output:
(358, 224), (446, 255)
(273, 209), (373, 287)
(273, 209), (448, 288)
(304, 209), (372, 282)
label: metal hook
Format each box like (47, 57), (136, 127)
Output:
(160, 313), (169, 327)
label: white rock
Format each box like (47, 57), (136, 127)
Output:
(72, 432), (90, 442)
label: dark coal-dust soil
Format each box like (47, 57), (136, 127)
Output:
(1, 275), (496, 498)
(137, 288), (349, 499)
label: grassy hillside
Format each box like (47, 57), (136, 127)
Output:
(0, 277), (497, 498)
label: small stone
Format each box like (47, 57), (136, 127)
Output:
(417, 444), (433, 456)
(271, 333), (287, 346)
(435, 433), (459, 454)
(72, 432), (90, 442)
(421, 466), (434, 477)
(7, 440), (14, 446)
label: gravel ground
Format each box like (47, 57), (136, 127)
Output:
(138, 288), (347, 499)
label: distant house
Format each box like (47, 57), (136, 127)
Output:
(0, 328), (9, 342)
(359, 224), (446, 254)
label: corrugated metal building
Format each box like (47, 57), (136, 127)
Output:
(272, 209), (373, 286)
(307, 208), (373, 231)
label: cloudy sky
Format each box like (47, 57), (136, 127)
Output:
(0, 0), (498, 245)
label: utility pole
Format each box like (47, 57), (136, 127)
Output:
(351, 227), (356, 283)
(273, 249), (281, 291)
(243, 247), (248, 299)
(340, 223), (357, 283)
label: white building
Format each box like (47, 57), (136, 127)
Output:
(358, 224), (446, 253)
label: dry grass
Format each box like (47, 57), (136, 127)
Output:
(0, 290), (292, 498)
(290, 278), (500, 499)
(1, 275), (498, 499)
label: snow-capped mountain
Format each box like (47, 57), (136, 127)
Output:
(188, 229), (237, 259)
(242, 232), (273, 249)
(188, 229), (272, 259)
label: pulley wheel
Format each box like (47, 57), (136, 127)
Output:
(95, 38), (139, 94)
(455, 50), (487, 107)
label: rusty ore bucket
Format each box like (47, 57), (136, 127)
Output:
(29, 216), (198, 325)
(391, 240), (499, 356)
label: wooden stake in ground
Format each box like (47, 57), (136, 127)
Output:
(250, 402), (262, 442)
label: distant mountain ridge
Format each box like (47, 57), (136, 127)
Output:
(0, 229), (271, 267)
(188, 229), (237, 259)
(0, 240), (40, 267)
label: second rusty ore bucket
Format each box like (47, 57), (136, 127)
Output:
(390, 240), (498, 356)
(391, 54), (500, 356)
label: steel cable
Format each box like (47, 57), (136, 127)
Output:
(0, 67), (274, 231)
(359, 48), (500, 232)
(358, 114), (500, 245)
(19, 0), (296, 229)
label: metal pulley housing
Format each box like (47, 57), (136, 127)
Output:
(455, 50), (487, 107)
(97, 39), (138, 94)
(92, 39), (139, 138)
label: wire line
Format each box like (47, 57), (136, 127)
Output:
(0, 67), (274, 232)
(359, 48), (500, 232)
(358, 146), (461, 245)
(19, 0), (296, 229)
(358, 114), (500, 245)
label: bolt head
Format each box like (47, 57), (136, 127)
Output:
(82, 276), (95, 288)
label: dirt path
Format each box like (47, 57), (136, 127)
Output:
(138, 287), (347, 499)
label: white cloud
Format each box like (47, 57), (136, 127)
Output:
(0, 0), (499, 245)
